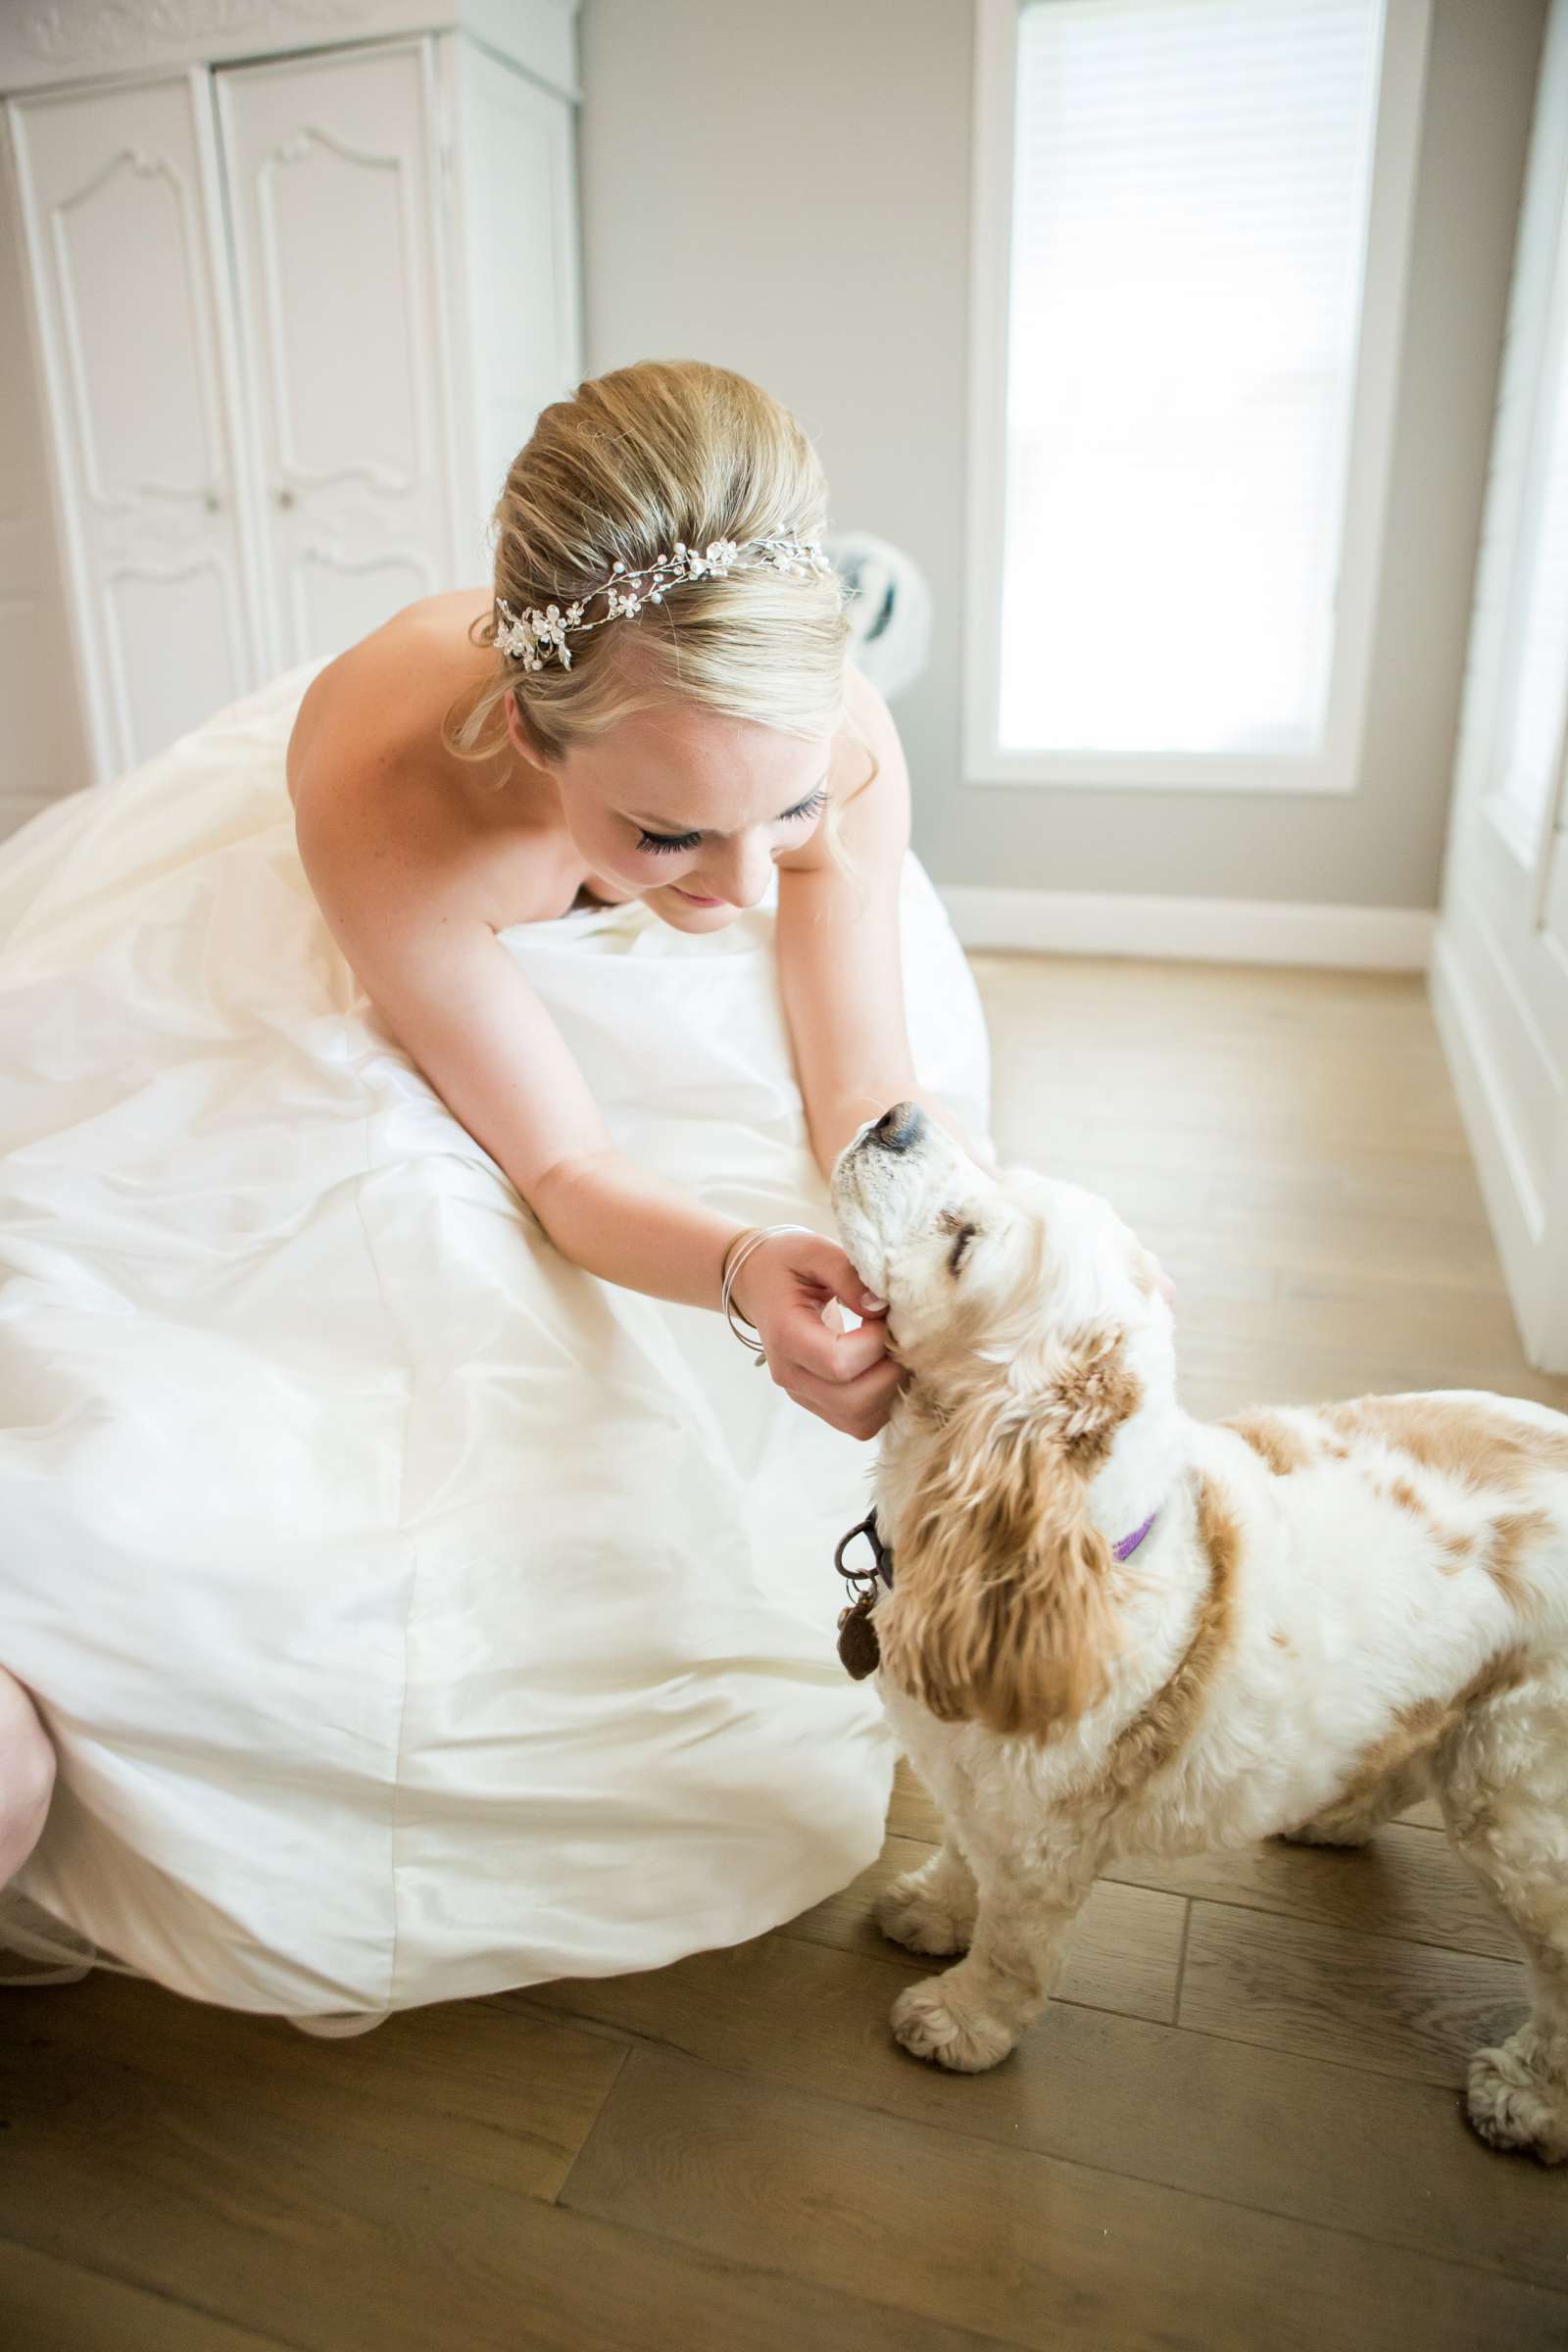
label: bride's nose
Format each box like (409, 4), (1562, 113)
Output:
(700, 831), (775, 908)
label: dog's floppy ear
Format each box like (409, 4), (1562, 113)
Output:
(877, 1382), (1123, 1740)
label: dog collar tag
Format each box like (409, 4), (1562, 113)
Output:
(836, 1591), (881, 1681)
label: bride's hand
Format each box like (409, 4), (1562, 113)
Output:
(730, 1231), (902, 1442)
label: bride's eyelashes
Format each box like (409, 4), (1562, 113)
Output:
(633, 785), (828, 858)
(635, 826), (704, 857)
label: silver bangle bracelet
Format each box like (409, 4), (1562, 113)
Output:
(719, 1222), (815, 1364)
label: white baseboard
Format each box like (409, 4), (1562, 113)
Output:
(938, 886), (1436, 971)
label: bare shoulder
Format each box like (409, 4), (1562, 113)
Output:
(826, 657), (900, 771)
(285, 588), (496, 814)
(286, 589), (548, 933)
(775, 659), (909, 877)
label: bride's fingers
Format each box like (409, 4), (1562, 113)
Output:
(785, 1353), (904, 1437)
(785, 1305), (889, 1384)
(788, 1237), (885, 1318)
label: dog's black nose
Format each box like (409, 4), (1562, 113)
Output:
(870, 1102), (925, 1153)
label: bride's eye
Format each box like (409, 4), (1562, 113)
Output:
(636, 826), (702, 856)
(635, 784), (825, 858)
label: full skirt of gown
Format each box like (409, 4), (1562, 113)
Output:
(0, 658), (993, 2023)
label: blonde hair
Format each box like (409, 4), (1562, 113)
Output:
(444, 360), (875, 874)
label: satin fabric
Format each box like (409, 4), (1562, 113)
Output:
(0, 658), (993, 2022)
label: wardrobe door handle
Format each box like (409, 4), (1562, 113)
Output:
(275, 488), (296, 511)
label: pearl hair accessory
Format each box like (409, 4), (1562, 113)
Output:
(492, 536), (835, 673)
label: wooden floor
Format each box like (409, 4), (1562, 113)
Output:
(5, 956), (1567, 2351)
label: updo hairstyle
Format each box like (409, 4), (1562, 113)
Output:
(444, 360), (877, 873)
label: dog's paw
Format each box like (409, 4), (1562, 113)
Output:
(1467, 2034), (1568, 2166)
(890, 1975), (1016, 2073)
(874, 1865), (975, 1957)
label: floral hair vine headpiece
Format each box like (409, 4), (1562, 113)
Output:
(492, 534), (835, 672)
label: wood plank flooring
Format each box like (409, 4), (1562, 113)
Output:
(4, 956), (1566, 2349)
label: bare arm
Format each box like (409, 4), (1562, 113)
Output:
(776, 664), (991, 1180)
(294, 777), (749, 1307)
(775, 673), (1167, 1307)
(292, 766), (898, 1434)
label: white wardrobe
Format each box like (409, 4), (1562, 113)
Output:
(0, 0), (583, 811)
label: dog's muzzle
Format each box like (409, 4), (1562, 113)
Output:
(863, 1101), (926, 1155)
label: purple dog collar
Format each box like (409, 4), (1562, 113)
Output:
(1113, 1510), (1157, 1563)
(834, 1504), (1158, 1597)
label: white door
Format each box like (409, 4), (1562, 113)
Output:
(1435, 0), (1568, 1372)
(216, 40), (460, 671)
(0, 114), (90, 830)
(444, 35), (583, 575)
(6, 73), (264, 783)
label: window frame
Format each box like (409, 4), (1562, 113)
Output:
(963, 0), (1433, 795)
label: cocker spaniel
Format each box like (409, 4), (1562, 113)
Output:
(829, 1102), (1568, 2163)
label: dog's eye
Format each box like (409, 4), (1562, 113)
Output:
(948, 1223), (978, 1274)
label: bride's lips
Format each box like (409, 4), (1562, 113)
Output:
(672, 885), (725, 906)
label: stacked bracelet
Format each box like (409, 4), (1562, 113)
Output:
(720, 1223), (816, 1364)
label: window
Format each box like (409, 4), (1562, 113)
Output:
(965, 0), (1430, 791)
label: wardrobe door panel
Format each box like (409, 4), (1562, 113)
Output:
(218, 41), (459, 668)
(0, 113), (89, 829)
(7, 74), (262, 782)
(451, 37), (582, 567)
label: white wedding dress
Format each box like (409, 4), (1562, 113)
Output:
(0, 658), (992, 2026)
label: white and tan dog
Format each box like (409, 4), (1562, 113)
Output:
(830, 1102), (1568, 2162)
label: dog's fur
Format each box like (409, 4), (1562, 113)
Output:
(829, 1106), (1568, 2162)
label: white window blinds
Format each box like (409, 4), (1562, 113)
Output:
(999, 0), (1386, 760)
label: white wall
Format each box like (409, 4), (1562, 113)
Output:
(579, 0), (1544, 908)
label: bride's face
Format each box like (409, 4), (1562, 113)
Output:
(508, 694), (834, 930)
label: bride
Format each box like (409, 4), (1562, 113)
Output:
(0, 360), (993, 2026)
